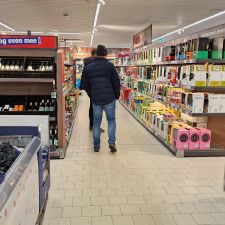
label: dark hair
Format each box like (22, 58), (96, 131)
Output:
(96, 45), (108, 57)
(91, 48), (97, 56)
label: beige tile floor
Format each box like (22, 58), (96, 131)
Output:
(43, 94), (225, 225)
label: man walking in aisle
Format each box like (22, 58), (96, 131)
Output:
(84, 45), (120, 153)
(80, 48), (104, 132)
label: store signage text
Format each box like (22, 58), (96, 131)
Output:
(0, 37), (41, 46)
(0, 35), (57, 49)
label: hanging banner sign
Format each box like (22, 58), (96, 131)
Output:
(133, 25), (152, 48)
(0, 35), (58, 49)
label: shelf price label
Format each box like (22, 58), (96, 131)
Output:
(51, 91), (57, 99)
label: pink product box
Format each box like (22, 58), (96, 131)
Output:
(173, 127), (189, 150)
(196, 128), (211, 150)
(188, 128), (200, 150)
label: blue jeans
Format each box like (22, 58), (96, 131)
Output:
(93, 100), (116, 147)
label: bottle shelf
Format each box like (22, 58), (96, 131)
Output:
(0, 78), (54, 83)
(0, 70), (54, 78)
(0, 110), (56, 117)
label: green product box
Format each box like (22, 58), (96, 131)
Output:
(192, 51), (208, 60)
(211, 51), (223, 59)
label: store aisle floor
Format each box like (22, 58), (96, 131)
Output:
(43, 94), (225, 225)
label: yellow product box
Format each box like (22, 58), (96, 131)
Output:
(221, 66), (225, 87)
(190, 65), (207, 87)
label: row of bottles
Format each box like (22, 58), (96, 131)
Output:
(49, 125), (58, 147)
(31, 99), (55, 112)
(0, 59), (53, 72)
(0, 99), (55, 112)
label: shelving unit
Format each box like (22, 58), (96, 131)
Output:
(0, 35), (80, 159)
(117, 25), (225, 157)
(120, 100), (225, 157)
(55, 49), (79, 159)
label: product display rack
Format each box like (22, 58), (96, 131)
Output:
(0, 35), (80, 159)
(53, 49), (79, 159)
(120, 100), (225, 157)
(117, 25), (225, 157)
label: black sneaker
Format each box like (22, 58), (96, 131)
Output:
(94, 146), (100, 152)
(109, 144), (117, 153)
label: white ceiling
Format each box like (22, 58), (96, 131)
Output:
(0, 0), (225, 48)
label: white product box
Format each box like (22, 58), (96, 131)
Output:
(219, 94), (225, 113)
(181, 112), (208, 123)
(189, 65), (207, 87)
(157, 47), (163, 62)
(152, 48), (157, 64)
(208, 65), (222, 86)
(186, 93), (204, 113)
(181, 65), (190, 87)
(207, 94), (220, 113)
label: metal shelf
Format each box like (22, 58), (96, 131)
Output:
(185, 86), (225, 91)
(116, 59), (225, 67)
(0, 78), (54, 83)
(50, 99), (79, 159)
(119, 100), (225, 158)
(0, 71), (54, 79)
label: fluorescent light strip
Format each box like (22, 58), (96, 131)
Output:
(93, 3), (101, 29)
(152, 10), (225, 42)
(90, 35), (94, 47)
(0, 31), (82, 35)
(0, 22), (15, 31)
(90, 2), (102, 46)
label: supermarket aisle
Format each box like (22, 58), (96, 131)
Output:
(43, 94), (225, 225)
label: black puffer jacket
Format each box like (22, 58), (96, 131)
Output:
(79, 57), (95, 90)
(84, 58), (120, 105)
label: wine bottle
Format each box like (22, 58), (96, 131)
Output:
(5, 61), (10, 71)
(14, 61), (19, 71)
(0, 58), (2, 71)
(45, 99), (50, 111)
(53, 130), (58, 147)
(51, 85), (57, 99)
(39, 99), (45, 111)
(33, 102), (39, 111)
(49, 129), (53, 145)
(9, 61), (14, 71)
(27, 102), (34, 111)
(3, 105), (10, 111)
(50, 99), (55, 111)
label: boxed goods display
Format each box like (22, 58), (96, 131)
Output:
(221, 65), (225, 86)
(209, 37), (224, 59)
(208, 65), (222, 86)
(206, 94), (220, 113)
(172, 124), (189, 150)
(197, 128), (211, 150)
(189, 65), (207, 87)
(192, 38), (210, 60)
(186, 93), (205, 113)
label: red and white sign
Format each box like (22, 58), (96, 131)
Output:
(0, 35), (58, 49)
(133, 25), (152, 49)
